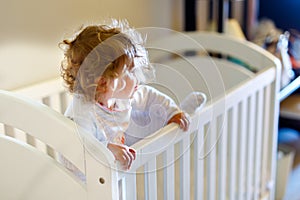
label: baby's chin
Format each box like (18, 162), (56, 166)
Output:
(114, 92), (134, 100)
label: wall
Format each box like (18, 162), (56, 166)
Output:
(0, 0), (183, 90)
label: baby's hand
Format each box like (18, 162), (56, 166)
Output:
(107, 143), (136, 170)
(167, 112), (190, 131)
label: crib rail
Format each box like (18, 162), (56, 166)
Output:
(115, 66), (277, 200)
(0, 89), (118, 200)
(0, 89), (87, 199)
(0, 72), (279, 199)
(0, 77), (71, 159)
(13, 77), (71, 113)
(0, 90), (84, 173)
(143, 31), (281, 200)
(146, 31), (278, 73)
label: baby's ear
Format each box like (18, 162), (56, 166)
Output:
(96, 76), (108, 93)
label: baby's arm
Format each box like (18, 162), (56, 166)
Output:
(107, 143), (136, 170)
(133, 85), (190, 130)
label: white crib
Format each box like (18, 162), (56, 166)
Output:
(0, 31), (281, 200)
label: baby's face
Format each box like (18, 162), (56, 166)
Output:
(105, 66), (138, 100)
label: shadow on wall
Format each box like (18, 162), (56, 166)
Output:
(0, 0), (183, 90)
(0, 42), (63, 90)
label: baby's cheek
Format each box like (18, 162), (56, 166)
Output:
(125, 80), (136, 98)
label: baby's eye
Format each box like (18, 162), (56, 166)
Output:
(129, 67), (135, 73)
(127, 65), (137, 74)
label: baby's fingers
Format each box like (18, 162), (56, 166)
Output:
(121, 147), (136, 170)
(168, 112), (190, 131)
(129, 148), (136, 160)
(119, 151), (131, 166)
(126, 148), (136, 170)
(180, 115), (190, 131)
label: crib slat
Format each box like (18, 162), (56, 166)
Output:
(0, 124), (4, 135)
(4, 126), (28, 150)
(261, 85), (271, 196)
(254, 89), (264, 200)
(246, 94), (256, 200)
(125, 173), (137, 200)
(218, 114), (228, 200)
(207, 120), (216, 200)
(13, 77), (64, 100)
(163, 146), (175, 200)
(180, 136), (190, 200)
(26, 134), (48, 155)
(229, 106), (238, 200)
(60, 92), (72, 113)
(12, 128), (27, 143)
(237, 99), (247, 199)
(4, 125), (15, 138)
(42, 94), (61, 159)
(43, 93), (61, 113)
(144, 158), (157, 200)
(195, 124), (204, 200)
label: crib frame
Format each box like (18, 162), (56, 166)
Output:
(0, 31), (281, 200)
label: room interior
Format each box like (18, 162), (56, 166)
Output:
(0, 0), (299, 199)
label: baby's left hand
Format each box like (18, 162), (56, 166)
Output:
(167, 112), (190, 131)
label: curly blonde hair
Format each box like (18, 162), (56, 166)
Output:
(59, 19), (146, 101)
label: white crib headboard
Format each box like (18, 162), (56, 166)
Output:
(146, 31), (280, 72)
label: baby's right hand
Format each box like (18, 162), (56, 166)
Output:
(167, 112), (190, 131)
(107, 143), (136, 170)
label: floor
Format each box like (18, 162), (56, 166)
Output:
(279, 89), (300, 199)
(280, 138), (300, 200)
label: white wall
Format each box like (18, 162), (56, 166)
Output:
(0, 0), (183, 90)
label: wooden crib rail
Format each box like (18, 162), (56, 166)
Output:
(13, 77), (71, 113)
(146, 31), (281, 73)
(0, 134), (87, 200)
(0, 90), (85, 173)
(5, 77), (71, 159)
(0, 89), (119, 200)
(115, 66), (277, 200)
(145, 31), (281, 200)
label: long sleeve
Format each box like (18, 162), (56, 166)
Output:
(125, 85), (181, 146)
(64, 95), (108, 145)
